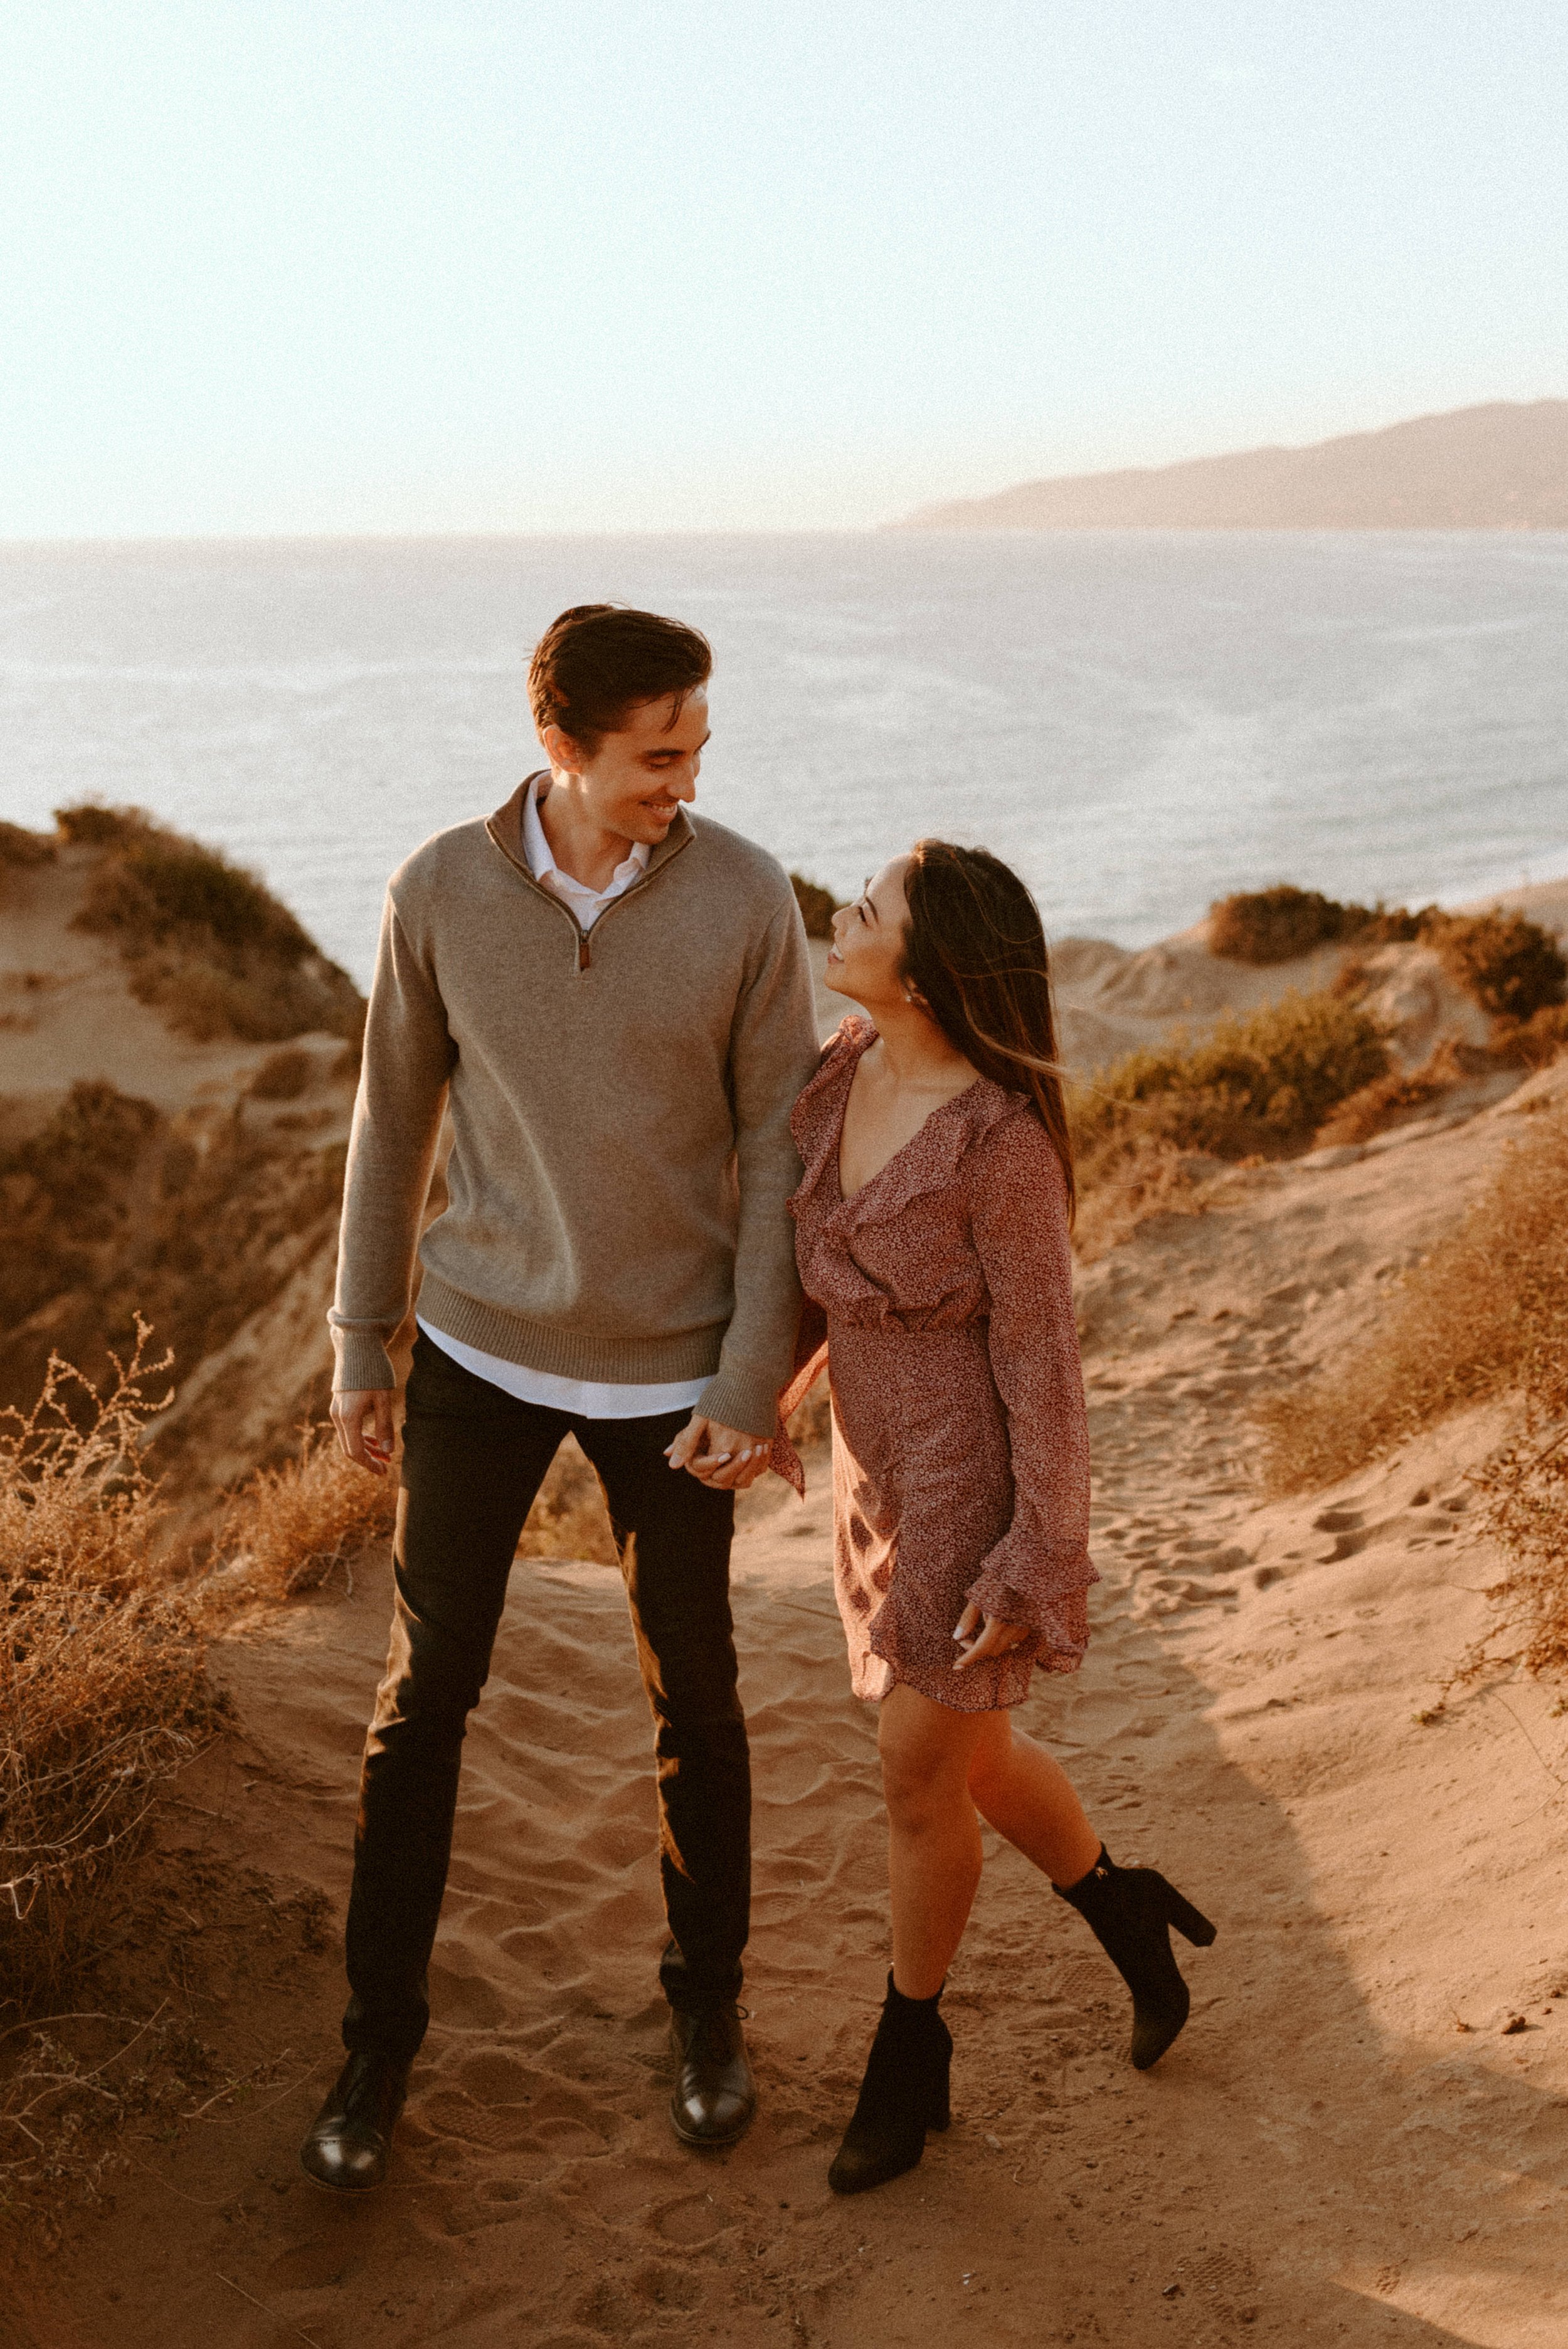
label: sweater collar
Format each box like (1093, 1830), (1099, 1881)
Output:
(487, 773), (695, 888)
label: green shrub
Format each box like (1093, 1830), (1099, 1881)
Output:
(790, 873), (842, 940)
(1071, 989), (1389, 1170)
(73, 830), (315, 963)
(58, 804), (364, 1046)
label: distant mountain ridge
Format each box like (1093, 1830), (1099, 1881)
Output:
(896, 400), (1568, 531)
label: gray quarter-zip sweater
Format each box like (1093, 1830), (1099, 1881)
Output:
(328, 778), (821, 1438)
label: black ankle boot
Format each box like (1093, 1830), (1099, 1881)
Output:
(827, 1975), (951, 2197)
(299, 2049), (411, 2189)
(1054, 1846), (1216, 2070)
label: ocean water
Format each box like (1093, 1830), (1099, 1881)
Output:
(2, 531), (1565, 989)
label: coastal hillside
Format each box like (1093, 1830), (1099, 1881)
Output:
(0, 810), (363, 1507)
(13, 1036), (1568, 2348)
(896, 398), (1568, 531)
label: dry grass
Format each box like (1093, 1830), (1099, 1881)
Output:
(1313, 1037), (1478, 1148)
(1071, 1140), (1216, 1266)
(1492, 1002), (1568, 1069)
(1259, 1100), (1568, 1497)
(0, 1328), (217, 2020)
(1460, 1411), (1568, 1689)
(59, 802), (364, 1046)
(209, 1424), (398, 1601)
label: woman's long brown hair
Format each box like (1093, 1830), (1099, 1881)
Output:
(900, 839), (1076, 1225)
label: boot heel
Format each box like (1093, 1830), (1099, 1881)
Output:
(1159, 1881), (1217, 1948)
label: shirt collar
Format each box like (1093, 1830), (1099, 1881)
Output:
(523, 774), (650, 893)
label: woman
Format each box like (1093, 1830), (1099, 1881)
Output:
(783, 840), (1214, 2197)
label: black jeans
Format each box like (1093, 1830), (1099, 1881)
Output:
(342, 1333), (748, 2060)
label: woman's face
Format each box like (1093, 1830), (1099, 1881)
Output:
(825, 855), (913, 1007)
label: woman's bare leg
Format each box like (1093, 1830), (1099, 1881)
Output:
(966, 1711), (1101, 1885)
(877, 1686), (993, 1997)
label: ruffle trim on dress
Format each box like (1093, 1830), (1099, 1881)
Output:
(791, 1017), (1029, 1231)
(787, 1017), (1037, 1335)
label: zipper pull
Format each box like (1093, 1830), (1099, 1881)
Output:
(576, 931), (591, 972)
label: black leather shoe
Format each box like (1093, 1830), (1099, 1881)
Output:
(299, 2050), (410, 2190)
(668, 2003), (756, 2148)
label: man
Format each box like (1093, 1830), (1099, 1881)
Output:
(300, 605), (820, 2189)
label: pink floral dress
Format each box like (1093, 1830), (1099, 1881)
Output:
(781, 1016), (1095, 1712)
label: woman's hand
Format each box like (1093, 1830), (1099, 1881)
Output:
(331, 1388), (396, 1475)
(951, 1601), (1030, 1671)
(665, 1413), (773, 1491)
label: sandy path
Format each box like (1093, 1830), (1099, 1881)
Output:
(24, 1088), (1568, 2348)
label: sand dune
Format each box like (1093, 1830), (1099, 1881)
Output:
(18, 1056), (1568, 2347)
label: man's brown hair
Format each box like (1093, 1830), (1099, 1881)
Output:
(527, 605), (712, 755)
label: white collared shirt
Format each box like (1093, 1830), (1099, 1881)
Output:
(522, 772), (650, 926)
(418, 775), (707, 1423)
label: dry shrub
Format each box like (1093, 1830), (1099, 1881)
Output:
(0, 1082), (161, 1342)
(790, 873), (842, 940)
(0, 1084), (346, 1421)
(1071, 989), (1389, 1176)
(212, 1424), (396, 1600)
(1, 1329), (216, 2017)
(0, 822), (56, 869)
(59, 802), (364, 1045)
(1462, 1408), (1568, 1685)
(1072, 1139), (1215, 1265)
(1313, 1036), (1473, 1147)
(248, 1046), (314, 1102)
(1210, 883), (1566, 1023)
(1490, 1001), (1568, 1069)
(1208, 885), (1373, 965)
(1428, 908), (1567, 1022)
(1258, 1101), (1568, 1496)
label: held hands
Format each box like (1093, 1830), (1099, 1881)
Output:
(951, 1599), (1029, 1672)
(331, 1388), (396, 1476)
(665, 1411), (773, 1491)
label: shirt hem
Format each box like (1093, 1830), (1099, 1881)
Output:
(416, 1272), (728, 1385)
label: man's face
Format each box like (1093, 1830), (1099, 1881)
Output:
(543, 689), (710, 846)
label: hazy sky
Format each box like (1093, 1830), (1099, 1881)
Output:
(3, 2), (1564, 535)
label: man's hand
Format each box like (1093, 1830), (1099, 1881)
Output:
(665, 1411), (773, 1491)
(331, 1388), (396, 1475)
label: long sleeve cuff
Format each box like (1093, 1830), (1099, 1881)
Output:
(696, 1359), (781, 1444)
(330, 1323), (398, 1393)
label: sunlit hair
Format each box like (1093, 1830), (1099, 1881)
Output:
(899, 839), (1076, 1225)
(527, 605), (712, 755)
